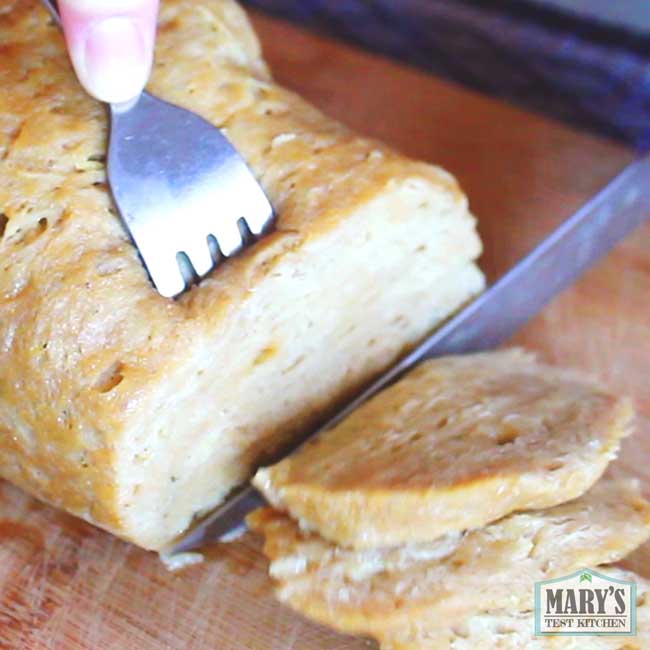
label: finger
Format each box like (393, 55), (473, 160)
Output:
(58, 0), (159, 104)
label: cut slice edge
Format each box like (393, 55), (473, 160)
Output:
(254, 349), (635, 549)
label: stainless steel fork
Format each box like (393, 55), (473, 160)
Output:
(43, 0), (274, 298)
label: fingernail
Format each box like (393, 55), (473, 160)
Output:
(79, 17), (150, 104)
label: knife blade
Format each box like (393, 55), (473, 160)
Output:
(171, 153), (650, 554)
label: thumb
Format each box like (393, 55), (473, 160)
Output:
(58, 0), (159, 104)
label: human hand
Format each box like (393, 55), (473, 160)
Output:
(58, 0), (159, 104)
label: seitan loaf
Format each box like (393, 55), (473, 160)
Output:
(0, 0), (483, 550)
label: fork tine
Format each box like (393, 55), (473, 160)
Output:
(183, 239), (214, 277)
(212, 218), (244, 257)
(241, 191), (274, 236)
(227, 166), (274, 236)
(141, 248), (187, 298)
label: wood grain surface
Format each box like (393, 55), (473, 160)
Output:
(1, 10), (648, 650)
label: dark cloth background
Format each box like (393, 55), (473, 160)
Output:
(242, 0), (650, 151)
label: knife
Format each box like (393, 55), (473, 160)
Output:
(171, 153), (650, 554)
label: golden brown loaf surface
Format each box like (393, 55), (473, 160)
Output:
(248, 480), (650, 636)
(254, 349), (633, 549)
(380, 567), (650, 650)
(0, 0), (483, 549)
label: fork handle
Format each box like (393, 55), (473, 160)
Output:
(41, 0), (61, 25)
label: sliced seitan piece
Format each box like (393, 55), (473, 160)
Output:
(379, 567), (650, 650)
(254, 349), (633, 549)
(248, 480), (650, 636)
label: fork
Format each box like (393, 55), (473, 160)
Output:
(42, 0), (275, 298)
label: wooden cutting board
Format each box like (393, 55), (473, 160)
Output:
(1, 11), (648, 650)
